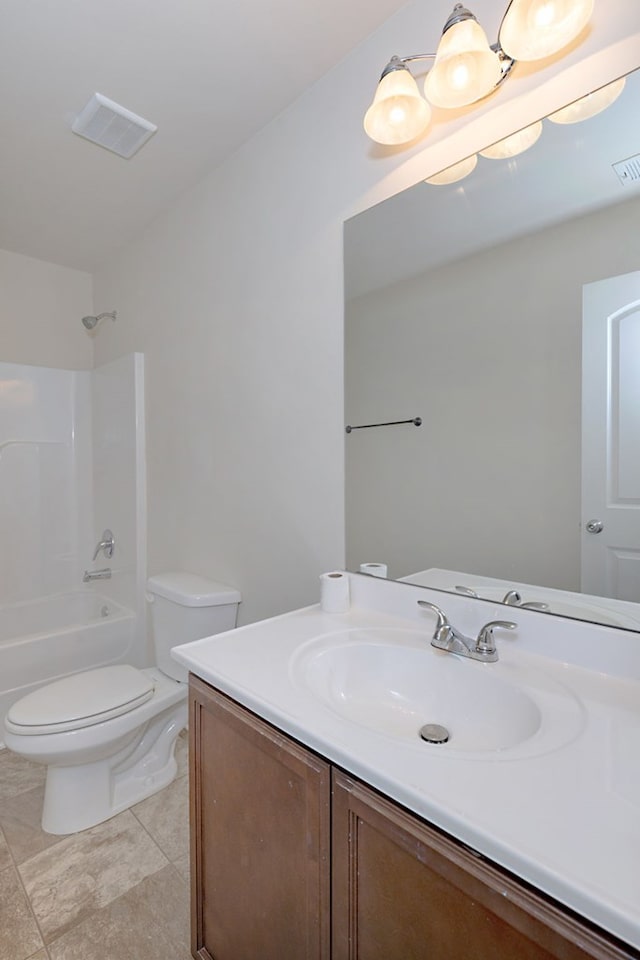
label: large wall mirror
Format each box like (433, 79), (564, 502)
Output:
(345, 69), (640, 630)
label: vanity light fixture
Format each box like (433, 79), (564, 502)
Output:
(424, 7), (502, 110)
(364, 0), (594, 146)
(499, 0), (594, 62)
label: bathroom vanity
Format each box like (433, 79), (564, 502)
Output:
(173, 573), (640, 960)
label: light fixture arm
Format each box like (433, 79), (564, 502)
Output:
(492, 44), (517, 83)
(379, 0), (516, 86)
(380, 45), (515, 89)
(379, 54), (435, 81)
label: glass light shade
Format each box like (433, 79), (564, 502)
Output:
(547, 77), (626, 124)
(499, 0), (594, 62)
(424, 17), (502, 109)
(363, 67), (432, 145)
(425, 154), (478, 184)
(479, 120), (543, 159)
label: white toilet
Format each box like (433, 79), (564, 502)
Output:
(3, 572), (241, 835)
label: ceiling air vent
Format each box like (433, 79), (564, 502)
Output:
(612, 153), (640, 186)
(72, 93), (157, 159)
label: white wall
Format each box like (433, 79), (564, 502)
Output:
(345, 196), (640, 587)
(91, 0), (640, 624)
(0, 248), (93, 370)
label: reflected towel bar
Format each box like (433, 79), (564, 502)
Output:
(345, 417), (422, 434)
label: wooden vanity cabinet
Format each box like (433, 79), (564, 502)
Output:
(189, 677), (639, 960)
(189, 675), (331, 960)
(332, 771), (636, 960)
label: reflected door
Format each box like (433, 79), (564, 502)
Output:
(582, 271), (640, 600)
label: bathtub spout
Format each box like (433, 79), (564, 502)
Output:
(83, 568), (112, 582)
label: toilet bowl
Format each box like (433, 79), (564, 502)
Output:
(3, 572), (241, 835)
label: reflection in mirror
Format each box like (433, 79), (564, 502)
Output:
(345, 70), (640, 630)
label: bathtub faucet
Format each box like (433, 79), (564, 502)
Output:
(83, 568), (112, 582)
(92, 529), (115, 561)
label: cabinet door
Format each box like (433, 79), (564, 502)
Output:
(190, 677), (331, 960)
(332, 771), (635, 960)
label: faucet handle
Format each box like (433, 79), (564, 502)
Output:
(502, 590), (522, 605)
(92, 529), (115, 561)
(476, 620), (517, 657)
(417, 600), (448, 630)
(455, 585), (479, 598)
(502, 589), (549, 612)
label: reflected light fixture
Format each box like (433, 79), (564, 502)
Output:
(547, 76), (626, 124)
(424, 153), (478, 184)
(364, 0), (595, 147)
(479, 119), (543, 158)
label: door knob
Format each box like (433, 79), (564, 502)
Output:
(585, 519), (603, 534)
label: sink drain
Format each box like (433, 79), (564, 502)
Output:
(419, 723), (450, 744)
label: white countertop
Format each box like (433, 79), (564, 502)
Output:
(172, 572), (640, 950)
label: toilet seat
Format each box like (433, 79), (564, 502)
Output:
(5, 664), (155, 735)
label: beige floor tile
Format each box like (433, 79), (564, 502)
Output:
(172, 852), (191, 884)
(0, 825), (13, 871)
(0, 864), (45, 960)
(47, 864), (191, 960)
(0, 785), (66, 866)
(0, 750), (46, 801)
(19, 810), (168, 943)
(132, 772), (189, 864)
(26, 953), (50, 960)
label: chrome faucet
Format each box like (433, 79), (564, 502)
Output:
(83, 568), (112, 582)
(92, 529), (115, 561)
(417, 600), (516, 663)
(455, 585), (479, 597)
(456, 584), (549, 612)
(502, 589), (549, 612)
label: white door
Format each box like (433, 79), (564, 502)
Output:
(582, 270), (640, 600)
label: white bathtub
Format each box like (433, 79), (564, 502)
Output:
(0, 591), (136, 745)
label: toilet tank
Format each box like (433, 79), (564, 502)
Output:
(147, 572), (241, 682)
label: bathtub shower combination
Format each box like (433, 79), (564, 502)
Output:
(0, 355), (146, 749)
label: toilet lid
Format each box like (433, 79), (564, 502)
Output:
(7, 665), (155, 734)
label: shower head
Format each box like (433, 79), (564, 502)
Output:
(82, 311), (117, 331)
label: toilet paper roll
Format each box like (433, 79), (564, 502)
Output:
(359, 562), (388, 579)
(320, 571), (350, 613)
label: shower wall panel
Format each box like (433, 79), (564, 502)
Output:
(0, 362), (91, 603)
(91, 354), (146, 639)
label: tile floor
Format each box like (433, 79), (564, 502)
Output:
(0, 732), (191, 960)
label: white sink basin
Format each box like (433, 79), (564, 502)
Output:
(290, 628), (585, 758)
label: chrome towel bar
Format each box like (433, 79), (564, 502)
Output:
(345, 417), (422, 434)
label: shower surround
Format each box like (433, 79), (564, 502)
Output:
(0, 354), (146, 741)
